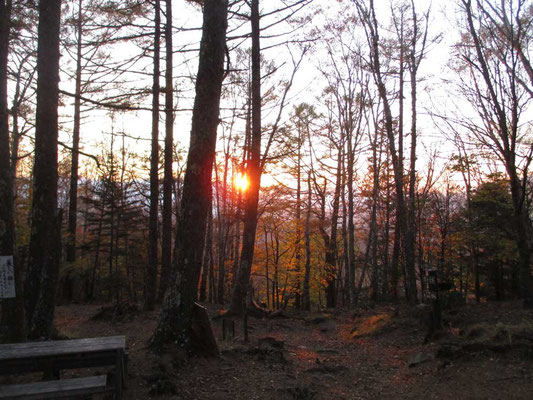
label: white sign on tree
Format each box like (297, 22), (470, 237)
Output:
(0, 256), (16, 298)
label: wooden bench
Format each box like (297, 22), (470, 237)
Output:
(0, 336), (127, 399)
(0, 375), (108, 399)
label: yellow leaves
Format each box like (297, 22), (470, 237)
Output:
(350, 313), (393, 339)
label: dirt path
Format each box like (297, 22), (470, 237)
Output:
(51, 302), (533, 399)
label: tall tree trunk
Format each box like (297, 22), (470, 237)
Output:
(0, 0), (24, 342)
(150, 0), (228, 350)
(294, 129), (302, 309)
(228, 0), (262, 315)
(264, 228), (270, 308)
(354, 141), (380, 307)
(146, 0), (161, 311)
(232, 219), (241, 288)
(404, 0), (426, 307)
(274, 233), (280, 308)
(216, 154), (230, 304)
(24, 0), (62, 339)
(341, 157), (350, 305)
(325, 148), (342, 308)
(369, 132), (381, 300)
(358, 0), (415, 303)
(302, 171), (312, 311)
(382, 166), (392, 298)
(116, 132), (128, 304)
(159, 0), (174, 302)
(347, 134), (356, 306)
(107, 135), (116, 303)
(208, 231), (216, 303)
(199, 209), (213, 302)
(216, 222), (227, 304)
(66, 0), (83, 263)
(89, 203), (104, 300)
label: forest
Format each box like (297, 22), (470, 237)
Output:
(1, 0), (533, 399)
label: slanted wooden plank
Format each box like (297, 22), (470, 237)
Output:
(0, 375), (108, 399)
(191, 303), (219, 357)
(0, 336), (126, 361)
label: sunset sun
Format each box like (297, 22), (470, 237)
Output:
(234, 173), (249, 192)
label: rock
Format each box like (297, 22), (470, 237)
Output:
(408, 352), (432, 367)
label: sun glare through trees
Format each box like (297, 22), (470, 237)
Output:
(234, 172), (249, 192)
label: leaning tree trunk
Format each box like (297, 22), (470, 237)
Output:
(150, 0), (228, 351)
(0, 0), (24, 342)
(24, 0), (62, 339)
(228, 0), (262, 315)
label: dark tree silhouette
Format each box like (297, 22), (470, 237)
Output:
(150, 0), (228, 351)
(146, 0), (161, 311)
(24, 0), (62, 339)
(0, 0), (24, 342)
(159, 0), (174, 302)
(229, 0), (262, 315)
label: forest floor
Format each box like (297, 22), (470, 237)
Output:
(18, 300), (533, 399)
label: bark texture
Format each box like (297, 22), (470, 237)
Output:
(150, 0), (228, 350)
(24, 0), (62, 339)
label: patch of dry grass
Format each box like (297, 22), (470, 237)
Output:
(464, 319), (533, 345)
(351, 313), (393, 338)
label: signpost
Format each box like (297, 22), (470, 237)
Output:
(0, 256), (16, 298)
